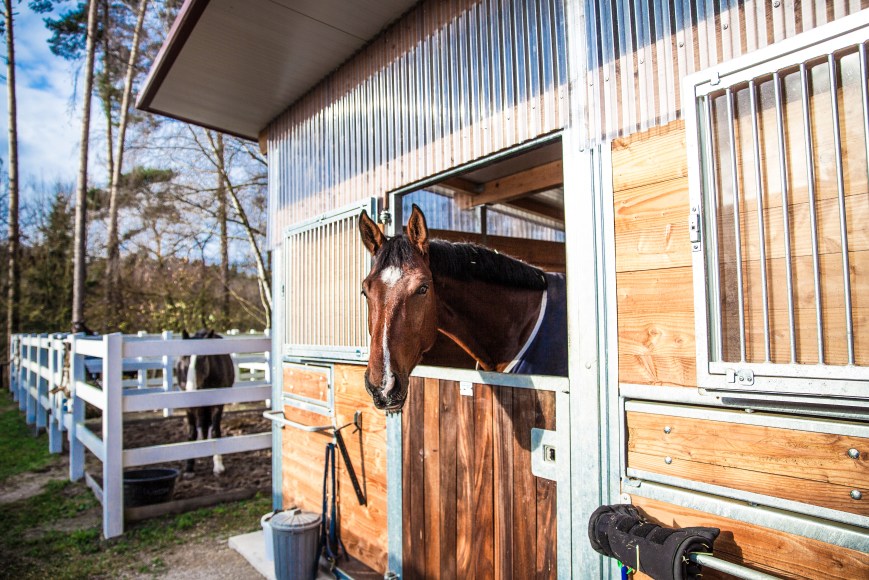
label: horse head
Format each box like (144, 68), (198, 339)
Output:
(358, 205), (438, 412)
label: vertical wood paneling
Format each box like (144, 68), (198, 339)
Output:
(473, 384), (496, 578)
(456, 380), (475, 577)
(405, 378), (556, 578)
(493, 386), (514, 580)
(423, 378), (442, 578)
(267, 0), (569, 246)
(512, 387), (536, 579)
(438, 380), (458, 579)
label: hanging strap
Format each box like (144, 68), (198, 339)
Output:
(320, 442), (346, 562)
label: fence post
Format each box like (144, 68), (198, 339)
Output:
(102, 333), (125, 539)
(9, 335), (18, 399)
(16, 336), (26, 409)
(69, 333), (86, 481)
(46, 334), (63, 453)
(263, 328), (272, 407)
(161, 330), (173, 417)
(25, 336), (36, 424)
(36, 334), (49, 430)
(136, 330), (147, 388)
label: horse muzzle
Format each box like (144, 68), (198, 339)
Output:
(364, 372), (408, 412)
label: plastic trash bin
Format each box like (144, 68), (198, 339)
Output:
(270, 508), (322, 580)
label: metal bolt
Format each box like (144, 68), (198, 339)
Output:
(664, 426), (672, 434)
(664, 456), (673, 465)
(773, 0), (781, 6)
(851, 490), (863, 500)
(848, 448), (860, 459)
(723, 23), (729, 30)
(744, 408), (754, 413)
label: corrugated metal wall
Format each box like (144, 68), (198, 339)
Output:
(268, 0), (569, 247)
(580, 0), (869, 144)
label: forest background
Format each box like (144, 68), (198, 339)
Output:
(0, 0), (270, 367)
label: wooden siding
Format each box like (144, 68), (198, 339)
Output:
(613, 120), (695, 387)
(627, 411), (869, 517)
(402, 376), (557, 579)
(281, 364), (388, 571)
(631, 496), (869, 580)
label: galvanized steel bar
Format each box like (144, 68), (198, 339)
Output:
(799, 62), (825, 364)
(688, 553), (780, 580)
(749, 80), (771, 362)
(862, 44), (869, 206)
(725, 88), (747, 362)
(773, 71), (797, 363)
(703, 95), (724, 362)
(827, 54), (855, 365)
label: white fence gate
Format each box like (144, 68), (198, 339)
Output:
(8, 331), (272, 538)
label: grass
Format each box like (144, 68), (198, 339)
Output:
(0, 392), (272, 578)
(0, 392), (56, 481)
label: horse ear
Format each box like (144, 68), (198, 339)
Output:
(182, 329), (190, 340)
(407, 204), (429, 256)
(358, 210), (385, 255)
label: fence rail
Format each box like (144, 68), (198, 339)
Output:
(8, 331), (272, 539)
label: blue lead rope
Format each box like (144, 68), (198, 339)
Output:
(321, 442), (346, 561)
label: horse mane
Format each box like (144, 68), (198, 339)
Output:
(374, 235), (547, 291)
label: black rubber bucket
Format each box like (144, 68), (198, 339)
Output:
(123, 468), (180, 507)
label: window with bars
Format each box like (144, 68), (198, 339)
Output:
(282, 199), (376, 362)
(685, 13), (869, 403)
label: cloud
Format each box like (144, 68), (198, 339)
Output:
(0, 6), (104, 196)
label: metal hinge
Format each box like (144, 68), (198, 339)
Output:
(725, 368), (755, 386)
(459, 381), (473, 396)
(689, 206), (702, 251)
(378, 209), (392, 225)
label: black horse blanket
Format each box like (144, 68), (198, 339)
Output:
(504, 272), (568, 377)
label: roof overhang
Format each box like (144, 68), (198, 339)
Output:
(137, 0), (419, 141)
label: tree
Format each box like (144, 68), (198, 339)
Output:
(71, 0), (99, 330)
(4, 0), (21, 354)
(105, 0), (149, 325)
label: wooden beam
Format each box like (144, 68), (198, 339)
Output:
(439, 176), (483, 197)
(460, 160), (563, 209)
(503, 197), (564, 223)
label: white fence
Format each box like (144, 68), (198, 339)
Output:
(8, 331), (272, 538)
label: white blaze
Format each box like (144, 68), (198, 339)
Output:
(185, 355), (198, 391)
(378, 267), (403, 395)
(380, 266), (402, 287)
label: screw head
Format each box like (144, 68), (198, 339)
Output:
(665, 456), (673, 465)
(851, 490), (863, 500)
(664, 426), (672, 434)
(848, 448), (860, 459)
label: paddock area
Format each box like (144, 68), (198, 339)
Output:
(8, 331), (272, 538)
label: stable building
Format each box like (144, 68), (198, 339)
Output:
(140, 1), (869, 577)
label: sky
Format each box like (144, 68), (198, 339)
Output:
(0, 6), (98, 196)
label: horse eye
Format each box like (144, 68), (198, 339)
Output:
(416, 284), (429, 295)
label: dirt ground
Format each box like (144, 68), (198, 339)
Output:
(117, 406), (273, 500)
(0, 404), (274, 579)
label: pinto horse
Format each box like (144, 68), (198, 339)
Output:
(358, 204), (567, 412)
(174, 329), (235, 475)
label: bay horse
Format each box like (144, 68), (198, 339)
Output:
(174, 329), (235, 475)
(358, 204), (567, 412)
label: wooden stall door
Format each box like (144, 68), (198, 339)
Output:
(402, 377), (557, 580)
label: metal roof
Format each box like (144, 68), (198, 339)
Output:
(137, 0), (419, 141)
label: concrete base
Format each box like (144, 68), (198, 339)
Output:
(228, 531), (275, 580)
(228, 530), (337, 580)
